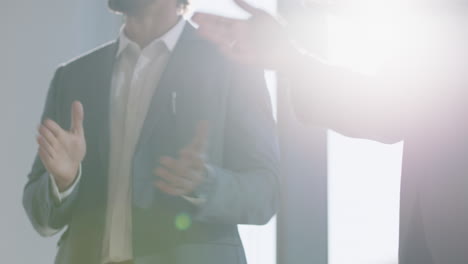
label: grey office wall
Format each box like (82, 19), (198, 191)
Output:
(1, 1), (119, 262)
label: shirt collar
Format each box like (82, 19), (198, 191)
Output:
(117, 18), (186, 57)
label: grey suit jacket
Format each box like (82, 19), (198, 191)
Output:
(23, 25), (280, 264)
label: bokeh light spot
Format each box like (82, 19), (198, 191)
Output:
(175, 212), (192, 231)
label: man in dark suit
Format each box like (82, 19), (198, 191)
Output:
(194, 0), (468, 263)
(22, 0), (280, 263)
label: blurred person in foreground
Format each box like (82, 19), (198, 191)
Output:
(194, 0), (468, 263)
(22, 0), (280, 263)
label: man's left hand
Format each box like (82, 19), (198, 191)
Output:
(154, 121), (210, 197)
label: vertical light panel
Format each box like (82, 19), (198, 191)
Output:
(190, 1), (278, 263)
(326, 13), (404, 264)
(328, 132), (403, 264)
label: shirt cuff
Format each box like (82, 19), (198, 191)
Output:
(49, 164), (82, 204)
(182, 195), (206, 206)
(182, 164), (216, 207)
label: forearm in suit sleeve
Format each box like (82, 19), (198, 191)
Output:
(286, 54), (411, 144)
(194, 66), (281, 225)
(22, 66), (80, 237)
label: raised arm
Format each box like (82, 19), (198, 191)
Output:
(193, 0), (423, 143)
(23, 67), (86, 236)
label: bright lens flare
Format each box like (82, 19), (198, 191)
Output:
(326, 3), (442, 75)
(327, 15), (406, 74)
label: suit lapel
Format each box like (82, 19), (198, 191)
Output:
(68, 41), (119, 264)
(96, 41), (119, 168)
(135, 25), (198, 152)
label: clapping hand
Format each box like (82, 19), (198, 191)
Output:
(154, 121), (210, 197)
(37, 101), (86, 192)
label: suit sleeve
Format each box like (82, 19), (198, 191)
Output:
(49, 164), (82, 203)
(286, 54), (411, 144)
(22, 66), (80, 237)
(194, 65), (281, 225)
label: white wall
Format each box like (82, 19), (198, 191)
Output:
(1, 1), (119, 262)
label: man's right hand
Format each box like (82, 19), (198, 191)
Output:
(193, 0), (300, 71)
(37, 101), (86, 192)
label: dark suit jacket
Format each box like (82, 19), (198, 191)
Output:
(288, 28), (468, 263)
(23, 25), (280, 264)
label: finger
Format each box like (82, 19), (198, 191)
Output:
(192, 13), (236, 29)
(159, 156), (191, 180)
(198, 26), (236, 48)
(193, 13), (241, 46)
(70, 101), (84, 135)
(38, 125), (59, 149)
(180, 149), (205, 171)
(165, 156), (205, 182)
(37, 135), (56, 159)
(197, 24), (238, 49)
(155, 180), (187, 196)
(154, 167), (193, 191)
(43, 119), (64, 139)
(188, 121), (210, 153)
(159, 156), (180, 173)
(38, 147), (52, 164)
(234, 0), (263, 15)
(175, 150), (206, 184)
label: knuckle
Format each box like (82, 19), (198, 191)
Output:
(45, 119), (56, 129)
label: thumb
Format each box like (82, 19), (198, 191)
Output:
(70, 101), (84, 134)
(189, 120), (210, 153)
(234, 0), (262, 15)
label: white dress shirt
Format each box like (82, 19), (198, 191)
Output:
(50, 19), (187, 263)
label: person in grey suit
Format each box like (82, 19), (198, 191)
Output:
(194, 0), (468, 263)
(22, 0), (280, 263)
